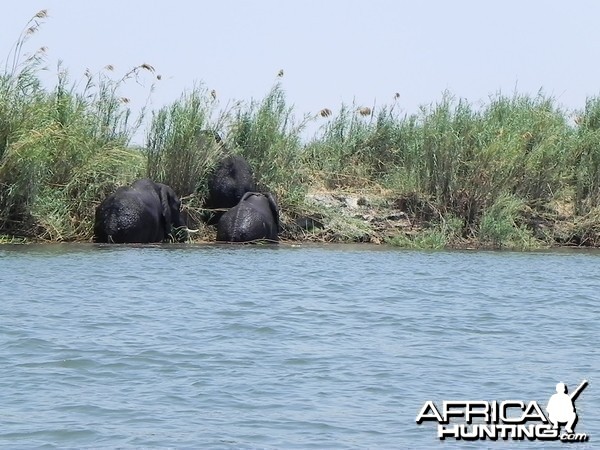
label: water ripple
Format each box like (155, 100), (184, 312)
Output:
(0, 245), (598, 448)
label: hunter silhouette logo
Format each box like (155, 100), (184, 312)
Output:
(546, 380), (587, 435)
(416, 380), (589, 442)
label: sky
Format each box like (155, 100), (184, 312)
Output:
(3, 1), (600, 144)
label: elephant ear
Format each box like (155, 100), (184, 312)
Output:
(159, 184), (173, 233)
(266, 192), (280, 231)
(239, 191), (255, 203)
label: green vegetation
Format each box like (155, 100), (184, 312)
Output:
(1, 12), (600, 248)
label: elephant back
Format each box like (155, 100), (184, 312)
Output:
(94, 179), (185, 243)
(216, 192), (279, 243)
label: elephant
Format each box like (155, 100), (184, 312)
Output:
(204, 155), (256, 224)
(93, 178), (187, 243)
(216, 192), (279, 243)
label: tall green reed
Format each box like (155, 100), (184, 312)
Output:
(146, 86), (226, 199)
(570, 95), (600, 215)
(228, 83), (308, 205)
(0, 12), (151, 239)
(2, 10), (600, 246)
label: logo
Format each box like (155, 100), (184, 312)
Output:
(416, 380), (589, 442)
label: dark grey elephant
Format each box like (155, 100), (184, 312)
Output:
(216, 192), (279, 243)
(94, 179), (186, 243)
(204, 155), (256, 224)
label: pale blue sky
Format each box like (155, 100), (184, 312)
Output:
(3, 1), (600, 143)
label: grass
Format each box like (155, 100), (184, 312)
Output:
(146, 85), (225, 199)
(1, 12), (600, 248)
(228, 82), (310, 208)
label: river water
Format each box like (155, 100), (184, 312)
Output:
(0, 244), (598, 449)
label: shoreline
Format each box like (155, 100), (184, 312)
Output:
(1, 239), (598, 254)
(1, 188), (596, 251)
(3, 51), (600, 249)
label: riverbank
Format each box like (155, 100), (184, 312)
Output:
(2, 76), (599, 249)
(181, 187), (593, 250)
(2, 14), (600, 249)
(2, 80), (600, 249)
(0, 182), (595, 249)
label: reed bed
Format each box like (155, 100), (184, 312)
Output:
(1, 12), (600, 247)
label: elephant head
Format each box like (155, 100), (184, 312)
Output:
(204, 155), (257, 224)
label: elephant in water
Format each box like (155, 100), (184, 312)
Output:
(204, 155), (256, 224)
(94, 179), (187, 243)
(216, 192), (279, 243)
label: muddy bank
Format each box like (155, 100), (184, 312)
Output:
(280, 191), (597, 249)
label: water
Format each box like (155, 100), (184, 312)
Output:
(0, 244), (598, 449)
